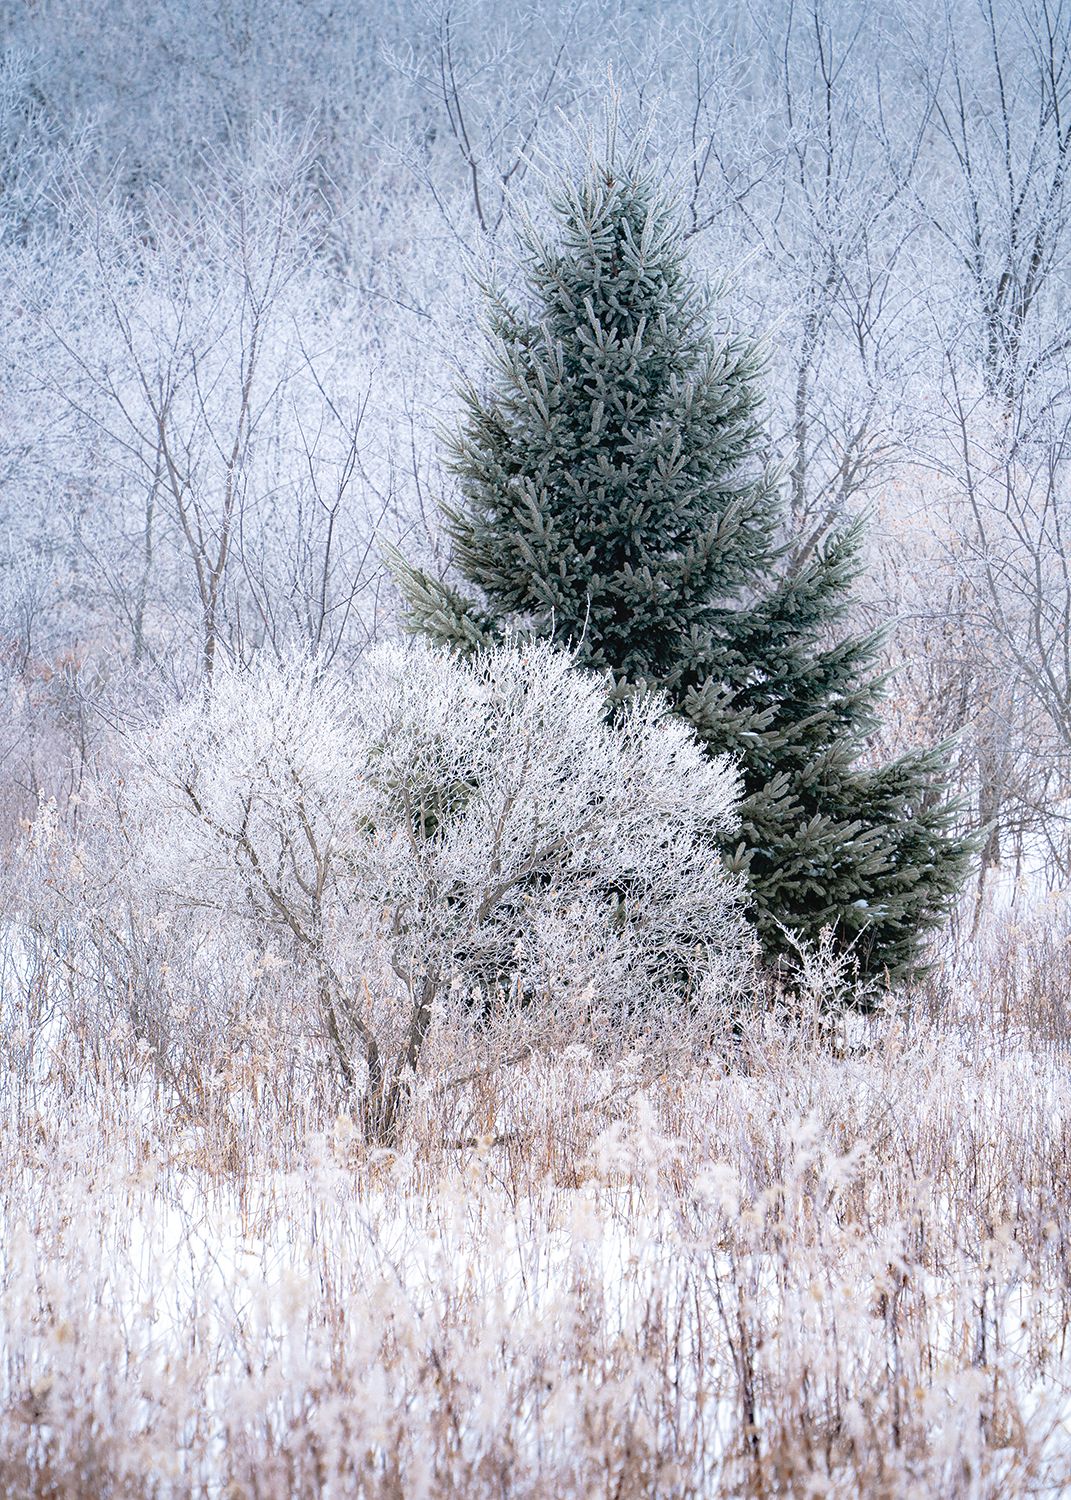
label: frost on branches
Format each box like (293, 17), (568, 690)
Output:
(119, 642), (752, 1141)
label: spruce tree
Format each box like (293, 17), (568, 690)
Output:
(389, 142), (970, 990)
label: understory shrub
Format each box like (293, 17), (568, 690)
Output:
(62, 641), (753, 1141)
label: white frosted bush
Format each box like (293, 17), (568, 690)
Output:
(121, 641), (752, 1138)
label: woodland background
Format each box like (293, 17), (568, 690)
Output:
(2, 0), (1069, 896)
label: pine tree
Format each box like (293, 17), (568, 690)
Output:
(389, 138), (970, 990)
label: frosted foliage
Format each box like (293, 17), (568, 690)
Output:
(123, 643), (750, 1129)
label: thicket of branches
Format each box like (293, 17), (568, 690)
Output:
(2, 0), (1069, 898)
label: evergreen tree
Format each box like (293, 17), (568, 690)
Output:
(389, 140), (970, 990)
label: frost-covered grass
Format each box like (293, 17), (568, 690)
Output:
(2, 913), (1071, 1497)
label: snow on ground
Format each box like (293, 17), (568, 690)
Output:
(3, 913), (1071, 1495)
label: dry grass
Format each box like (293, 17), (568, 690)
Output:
(2, 907), (1071, 1499)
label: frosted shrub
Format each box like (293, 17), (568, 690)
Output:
(120, 641), (751, 1140)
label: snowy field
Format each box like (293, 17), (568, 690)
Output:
(3, 915), (1071, 1498)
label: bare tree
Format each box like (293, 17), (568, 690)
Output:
(382, 0), (586, 250)
(661, 2), (932, 565)
(917, 0), (1071, 405)
(937, 361), (1071, 874)
(31, 123), (387, 679)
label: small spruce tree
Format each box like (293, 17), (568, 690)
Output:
(389, 138), (970, 990)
